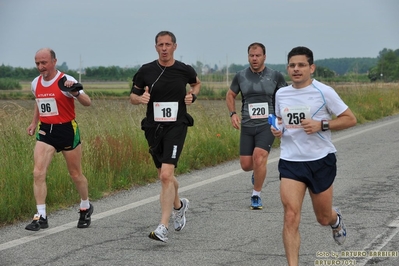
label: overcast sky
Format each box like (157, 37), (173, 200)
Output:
(1, 0), (398, 70)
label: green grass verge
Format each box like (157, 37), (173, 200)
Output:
(1, 82), (399, 226)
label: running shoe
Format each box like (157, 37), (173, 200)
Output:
(331, 207), (346, 245)
(250, 195), (263, 210)
(172, 198), (189, 231)
(149, 224), (168, 242)
(77, 203), (94, 228)
(251, 172), (254, 185)
(25, 214), (48, 231)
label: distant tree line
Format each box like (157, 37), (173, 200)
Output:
(1, 48), (398, 84)
(0, 64), (140, 83)
(313, 58), (378, 76)
(84, 66), (138, 81)
(367, 48), (399, 82)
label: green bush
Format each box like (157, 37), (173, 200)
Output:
(0, 78), (22, 90)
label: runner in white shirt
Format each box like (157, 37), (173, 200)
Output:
(271, 46), (357, 266)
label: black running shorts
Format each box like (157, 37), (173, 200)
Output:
(36, 120), (81, 152)
(240, 124), (275, 155)
(144, 123), (188, 168)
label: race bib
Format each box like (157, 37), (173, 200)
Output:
(249, 102), (269, 119)
(281, 106), (311, 129)
(36, 98), (59, 117)
(153, 102), (178, 122)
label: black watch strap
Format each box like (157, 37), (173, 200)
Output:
(230, 111), (237, 117)
(191, 93), (197, 103)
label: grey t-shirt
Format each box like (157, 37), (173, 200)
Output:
(230, 66), (287, 127)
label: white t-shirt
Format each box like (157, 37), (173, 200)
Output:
(275, 79), (348, 161)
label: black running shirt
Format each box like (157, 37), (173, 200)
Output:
(132, 60), (198, 124)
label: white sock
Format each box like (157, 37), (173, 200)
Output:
(80, 199), (90, 209)
(332, 214), (340, 228)
(37, 204), (46, 218)
(252, 190), (261, 197)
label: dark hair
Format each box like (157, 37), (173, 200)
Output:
(155, 31), (176, 44)
(49, 49), (56, 60)
(287, 46), (313, 65)
(247, 42), (266, 55)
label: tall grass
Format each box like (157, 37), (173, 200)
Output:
(336, 83), (399, 123)
(0, 98), (240, 225)
(0, 78), (22, 90)
(1, 83), (399, 226)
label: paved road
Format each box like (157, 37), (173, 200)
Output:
(1, 115), (399, 266)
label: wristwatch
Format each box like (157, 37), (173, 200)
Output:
(321, 120), (329, 131)
(191, 93), (197, 103)
(229, 111), (237, 117)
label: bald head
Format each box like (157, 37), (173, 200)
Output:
(35, 48), (58, 80)
(36, 48), (56, 60)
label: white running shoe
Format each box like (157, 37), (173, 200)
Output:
(148, 224), (168, 242)
(172, 198), (189, 231)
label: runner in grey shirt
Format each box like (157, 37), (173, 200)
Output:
(226, 42), (287, 209)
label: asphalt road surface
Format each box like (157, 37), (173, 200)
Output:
(1, 115), (399, 266)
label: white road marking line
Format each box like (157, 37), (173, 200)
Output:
(1, 118), (399, 253)
(0, 170), (246, 252)
(355, 224), (399, 266)
(388, 218), (399, 228)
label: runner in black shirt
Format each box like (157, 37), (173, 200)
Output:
(130, 31), (200, 243)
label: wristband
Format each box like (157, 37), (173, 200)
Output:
(192, 93), (197, 103)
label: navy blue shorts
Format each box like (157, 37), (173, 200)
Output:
(278, 153), (337, 194)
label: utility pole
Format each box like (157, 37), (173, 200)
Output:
(79, 55), (82, 83)
(226, 55), (229, 86)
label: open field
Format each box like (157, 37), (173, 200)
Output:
(9, 81), (230, 99)
(18, 81), (229, 90)
(1, 82), (399, 226)
(17, 81), (130, 94)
